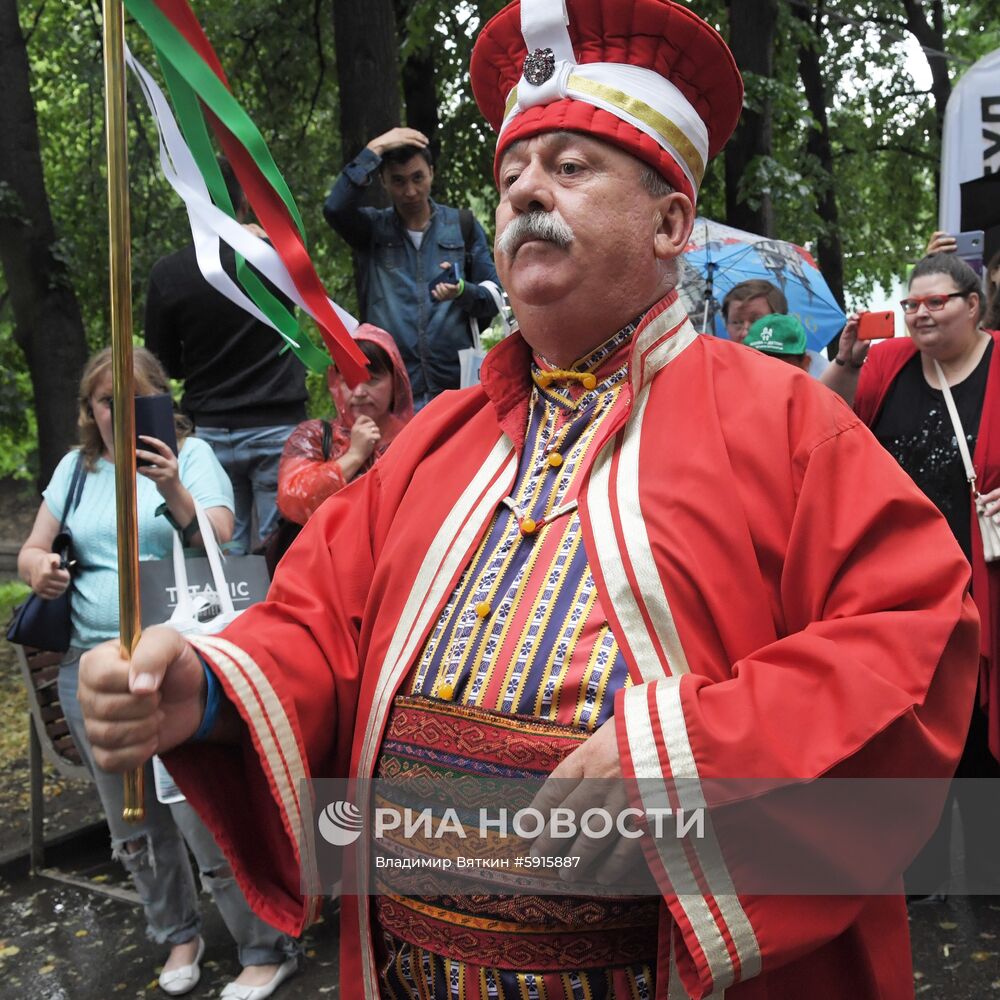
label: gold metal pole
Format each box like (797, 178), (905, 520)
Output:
(102, 0), (145, 822)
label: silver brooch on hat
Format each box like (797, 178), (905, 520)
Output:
(523, 47), (556, 86)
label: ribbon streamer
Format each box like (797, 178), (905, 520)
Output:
(123, 0), (368, 383)
(126, 47), (351, 372)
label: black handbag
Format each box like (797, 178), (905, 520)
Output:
(7, 454), (86, 652)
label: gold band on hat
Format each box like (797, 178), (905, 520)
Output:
(503, 76), (706, 187)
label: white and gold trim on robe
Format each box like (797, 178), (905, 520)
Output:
(583, 299), (761, 995)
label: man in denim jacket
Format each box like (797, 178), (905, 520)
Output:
(324, 127), (500, 408)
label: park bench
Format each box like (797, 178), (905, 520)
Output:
(15, 642), (138, 902)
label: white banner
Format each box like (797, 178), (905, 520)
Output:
(939, 45), (1000, 232)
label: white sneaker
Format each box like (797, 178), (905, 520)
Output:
(219, 957), (298, 1000)
(158, 937), (205, 996)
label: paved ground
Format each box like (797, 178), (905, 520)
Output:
(909, 895), (1000, 996)
(0, 830), (340, 999)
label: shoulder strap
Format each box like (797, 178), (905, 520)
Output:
(321, 420), (333, 461)
(932, 359), (978, 493)
(459, 208), (475, 277)
(59, 453), (87, 531)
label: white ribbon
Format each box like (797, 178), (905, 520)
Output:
(518, 0), (574, 107)
(126, 47), (357, 343)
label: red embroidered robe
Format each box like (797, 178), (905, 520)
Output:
(167, 293), (979, 999)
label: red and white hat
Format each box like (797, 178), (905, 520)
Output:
(470, 0), (743, 202)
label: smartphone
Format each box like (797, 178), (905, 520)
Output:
(857, 311), (895, 341)
(134, 393), (179, 466)
(428, 263), (458, 300)
(954, 229), (985, 275)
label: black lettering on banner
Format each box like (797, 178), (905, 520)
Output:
(984, 97), (1000, 174)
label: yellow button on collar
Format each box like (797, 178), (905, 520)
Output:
(520, 517), (539, 536)
(475, 601), (492, 618)
(581, 374), (597, 390)
(547, 452), (564, 468)
(439, 683), (455, 701)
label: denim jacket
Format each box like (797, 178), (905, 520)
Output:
(323, 148), (501, 398)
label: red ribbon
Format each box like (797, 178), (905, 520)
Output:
(153, 0), (368, 385)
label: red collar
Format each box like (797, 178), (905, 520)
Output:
(480, 290), (683, 446)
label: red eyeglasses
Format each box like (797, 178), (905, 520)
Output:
(899, 291), (966, 314)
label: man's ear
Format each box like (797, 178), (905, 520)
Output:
(653, 191), (695, 263)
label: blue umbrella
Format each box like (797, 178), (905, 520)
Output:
(677, 218), (846, 353)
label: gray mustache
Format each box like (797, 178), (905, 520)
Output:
(497, 211), (575, 257)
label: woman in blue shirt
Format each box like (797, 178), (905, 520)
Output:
(18, 347), (297, 999)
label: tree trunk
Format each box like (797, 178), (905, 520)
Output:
(332, 0), (402, 206)
(794, 1), (846, 313)
(394, 0), (440, 166)
(900, 0), (951, 202)
(0, 0), (89, 492)
(724, 0), (778, 236)
(331, 0), (403, 304)
(901, 0), (951, 144)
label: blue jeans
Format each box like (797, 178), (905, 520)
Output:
(59, 653), (299, 966)
(196, 425), (294, 554)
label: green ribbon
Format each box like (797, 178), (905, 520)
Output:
(155, 50), (330, 372)
(124, 0), (305, 233)
(125, 0), (331, 372)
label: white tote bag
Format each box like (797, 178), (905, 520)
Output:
(152, 501), (247, 803)
(933, 359), (1000, 562)
(164, 500), (243, 635)
(460, 281), (513, 389)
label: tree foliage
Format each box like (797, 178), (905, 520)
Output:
(2, 0), (999, 479)
(713, 0), (1000, 302)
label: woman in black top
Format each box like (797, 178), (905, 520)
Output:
(855, 253), (1000, 899)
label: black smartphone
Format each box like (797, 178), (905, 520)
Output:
(134, 393), (179, 466)
(428, 263), (458, 300)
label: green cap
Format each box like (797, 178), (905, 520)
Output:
(744, 313), (807, 356)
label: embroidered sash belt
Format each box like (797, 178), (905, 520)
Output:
(371, 695), (659, 971)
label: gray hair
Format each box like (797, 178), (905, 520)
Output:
(638, 167), (679, 289)
(638, 166), (674, 199)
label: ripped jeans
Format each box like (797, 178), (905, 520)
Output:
(60, 653), (298, 967)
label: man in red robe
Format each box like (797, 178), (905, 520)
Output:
(80, 1), (980, 997)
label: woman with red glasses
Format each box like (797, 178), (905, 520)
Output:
(855, 252), (1000, 900)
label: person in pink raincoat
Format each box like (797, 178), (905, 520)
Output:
(276, 324), (413, 527)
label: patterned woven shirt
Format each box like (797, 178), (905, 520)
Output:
(406, 320), (639, 728)
(373, 320), (657, 1000)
